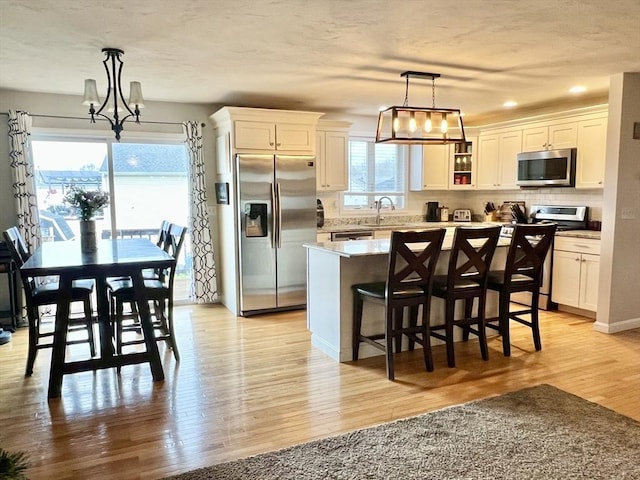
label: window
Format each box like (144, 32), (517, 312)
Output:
(342, 139), (406, 210)
(31, 136), (192, 301)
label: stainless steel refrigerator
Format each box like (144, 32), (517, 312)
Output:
(235, 154), (317, 315)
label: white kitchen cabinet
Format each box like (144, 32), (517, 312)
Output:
(316, 120), (351, 191)
(409, 144), (450, 190)
(552, 237), (601, 312)
(521, 122), (577, 152)
(576, 116), (608, 188)
(476, 129), (522, 189)
(235, 120), (315, 152)
(211, 107), (323, 168)
(373, 229), (393, 240)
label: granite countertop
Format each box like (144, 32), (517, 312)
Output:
(304, 234), (511, 258)
(319, 221), (502, 233)
(555, 230), (601, 240)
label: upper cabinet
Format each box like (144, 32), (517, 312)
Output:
(522, 122), (578, 152)
(476, 106), (608, 191)
(211, 107), (324, 174)
(316, 120), (351, 191)
(576, 115), (608, 188)
(235, 120), (316, 152)
(409, 144), (450, 191)
(477, 129), (522, 189)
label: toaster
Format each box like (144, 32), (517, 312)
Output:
(453, 209), (472, 222)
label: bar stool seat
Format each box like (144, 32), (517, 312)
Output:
(430, 226), (501, 368)
(486, 223), (557, 356)
(352, 229), (446, 380)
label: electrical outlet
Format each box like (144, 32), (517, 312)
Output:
(621, 208), (637, 219)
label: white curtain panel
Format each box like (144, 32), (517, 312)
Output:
(183, 121), (217, 303)
(7, 110), (41, 252)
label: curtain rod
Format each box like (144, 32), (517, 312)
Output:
(0, 111), (205, 127)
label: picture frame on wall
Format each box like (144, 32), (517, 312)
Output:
(215, 182), (229, 205)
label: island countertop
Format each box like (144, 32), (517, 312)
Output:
(305, 230), (511, 258)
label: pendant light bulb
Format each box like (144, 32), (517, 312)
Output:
(441, 113), (448, 134)
(424, 112), (432, 133)
(409, 112), (417, 132)
(393, 117), (400, 132)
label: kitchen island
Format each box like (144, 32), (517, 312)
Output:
(304, 229), (510, 362)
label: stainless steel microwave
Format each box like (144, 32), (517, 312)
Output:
(516, 148), (576, 187)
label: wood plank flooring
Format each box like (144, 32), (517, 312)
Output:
(0, 304), (639, 479)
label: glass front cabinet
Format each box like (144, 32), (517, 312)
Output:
(450, 138), (476, 189)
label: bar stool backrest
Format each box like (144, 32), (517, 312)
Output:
(446, 226), (501, 292)
(386, 229), (446, 299)
(504, 224), (557, 286)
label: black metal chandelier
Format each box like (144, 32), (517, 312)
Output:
(376, 71), (465, 145)
(82, 48), (144, 141)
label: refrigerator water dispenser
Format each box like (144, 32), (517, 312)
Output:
(244, 203), (267, 237)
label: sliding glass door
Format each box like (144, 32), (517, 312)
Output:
(31, 137), (191, 301)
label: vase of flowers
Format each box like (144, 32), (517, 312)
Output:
(64, 187), (110, 253)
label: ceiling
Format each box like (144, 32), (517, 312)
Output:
(1, 0), (639, 124)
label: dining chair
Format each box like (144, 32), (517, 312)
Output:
(486, 223), (557, 356)
(430, 226), (501, 368)
(3, 227), (96, 376)
(108, 223), (186, 365)
(352, 228), (446, 380)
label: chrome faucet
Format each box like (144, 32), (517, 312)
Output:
(374, 196), (395, 225)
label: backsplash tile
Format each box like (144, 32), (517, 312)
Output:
(319, 187), (603, 223)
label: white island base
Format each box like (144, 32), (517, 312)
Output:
(305, 235), (509, 362)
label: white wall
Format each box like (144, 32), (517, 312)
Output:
(596, 73), (640, 332)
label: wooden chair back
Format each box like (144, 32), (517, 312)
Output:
(445, 226), (501, 293)
(503, 224), (557, 287)
(386, 229), (446, 300)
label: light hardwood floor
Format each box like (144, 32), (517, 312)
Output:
(0, 304), (639, 479)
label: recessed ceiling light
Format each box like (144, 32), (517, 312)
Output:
(503, 101), (518, 108)
(569, 85), (587, 94)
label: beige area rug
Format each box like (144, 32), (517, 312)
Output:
(164, 384), (640, 479)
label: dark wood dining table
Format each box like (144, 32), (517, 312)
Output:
(20, 238), (176, 399)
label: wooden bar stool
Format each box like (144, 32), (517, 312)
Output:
(430, 226), (501, 368)
(352, 229), (446, 380)
(486, 223), (557, 356)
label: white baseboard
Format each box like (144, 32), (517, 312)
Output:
(593, 316), (640, 333)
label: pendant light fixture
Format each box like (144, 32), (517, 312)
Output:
(82, 48), (144, 141)
(376, 71), (465, 145)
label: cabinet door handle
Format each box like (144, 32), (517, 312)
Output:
(575, 257), (581, 262)
(276, 143), (281, 147)
(269, 142), (274, 146)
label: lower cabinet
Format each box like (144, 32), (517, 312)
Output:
(552, 237), (601, 311)
(373, 229), (392, 240)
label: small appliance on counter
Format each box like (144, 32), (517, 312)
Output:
(316, 199), (324, 228)
(439, 206), (449, 222)
(453, 209), (472, 222)
(426, 202), (439, 222)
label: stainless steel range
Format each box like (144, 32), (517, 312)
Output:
(502, 205), (589, 310)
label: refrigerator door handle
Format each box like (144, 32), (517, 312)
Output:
(270, 182), (277, 249)
(276, 182), (282, 249)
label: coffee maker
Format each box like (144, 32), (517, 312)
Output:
(426, 202), (439, 222)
